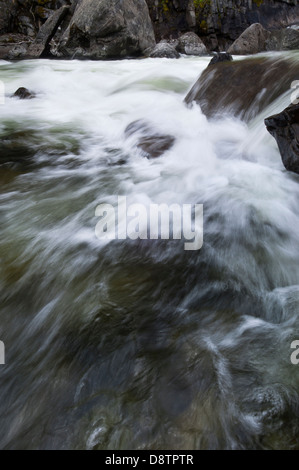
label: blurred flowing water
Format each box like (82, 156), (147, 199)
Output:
(1, 54), (299, 449)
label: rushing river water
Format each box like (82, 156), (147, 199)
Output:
(1, 54), (299, 450)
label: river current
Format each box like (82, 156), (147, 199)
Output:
(0, 54), (299, 449)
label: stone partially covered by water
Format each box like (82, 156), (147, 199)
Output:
(125, 120), (175, 159)
(185, 55), (299, 122)
(208, 52), (233, 67)
(13, 87), (35, 100)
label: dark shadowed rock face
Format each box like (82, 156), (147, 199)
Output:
(185, 56), (299, 122)
(265, 104), (299, 175)
(0, 0), (16, 35)
(57, 0), (156, 59)
(26, 5), (70, 58)
(125, 120), (175, 159)
(0, 1), (69, 37)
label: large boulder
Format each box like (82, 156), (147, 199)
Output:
(185, 56), (299, 122)
(148, 42), (180, 59)
(228, 23), (270, 55)
(57, 0), (156, 59)
(177, 32), (207, 56)
(265, 104), (299, 175)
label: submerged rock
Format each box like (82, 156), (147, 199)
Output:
(265, 104), (299, 175)
(208, 52), (233, 67)
(125, 120), (175, 159)
(13, 87), (35, 100)
(185, 56), (299, 122)
(148, 42), (180, 59)
(0, 129), (37, 168)
(57, 0), (156, 59)
(228, 23), (270, 55)
(177, 32), (207, 56)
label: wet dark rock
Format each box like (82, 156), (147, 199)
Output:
(185, 56), (299, 122)
(265, 104), (299, 175)
(13, 87), (36, 100)
(125, 120), (175, 159)
(57, 0), (156, 60)
(228, 23), (270, 55)
(148, 42), (180, 59)
(208, 52), (233, 67)
(177, 32), (207, 56)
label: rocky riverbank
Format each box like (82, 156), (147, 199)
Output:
(0, 0), (298, 60)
